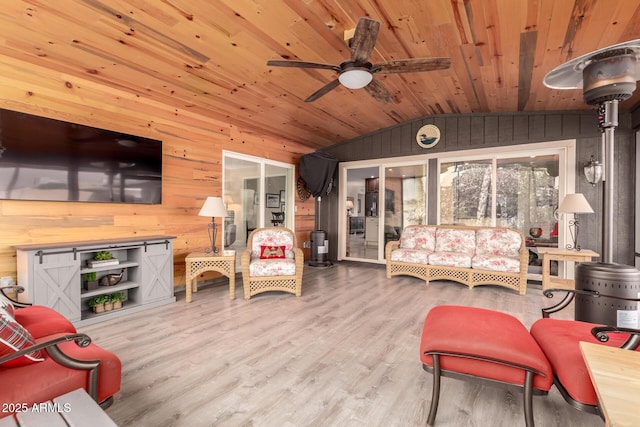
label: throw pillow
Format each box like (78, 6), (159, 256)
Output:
(0, 292), (14, 318)
(259, 245), (286, 259)
(0, 310), (44, 367)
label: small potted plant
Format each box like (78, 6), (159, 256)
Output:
(109, 292), (125, 310)
(82, 272), (98, 291)
(88, 295), (109, 313)
(103, 294), (114, 311)
(87, 250), (119, 268)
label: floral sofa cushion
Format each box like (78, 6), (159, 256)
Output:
(475, 228), (522, 258)
(428, 251), (472, 268)
(390, 248), (432, 264)
(249, 258), (297, 277)
(471, 255), (521, 273)
(434, 228), (476, 255)
(399, 226), (436, 251)
(251, 229), (295, 259)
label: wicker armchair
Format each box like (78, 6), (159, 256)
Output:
(241, 227), (304, 299)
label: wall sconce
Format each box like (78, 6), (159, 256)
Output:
(583, 155), (603, 186)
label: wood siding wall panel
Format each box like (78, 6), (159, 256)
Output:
(498, 115), (514, 144)
(323, 110), (635, 264)
(513, 115), (529, 140)
(0, 61), (315, 284)
(470, 116), (485, 146)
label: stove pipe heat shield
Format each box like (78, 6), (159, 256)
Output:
(299, 152), (338, 266)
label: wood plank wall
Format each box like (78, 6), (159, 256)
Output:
(0, 59), (316, 287)
(321, 110), (636, 265)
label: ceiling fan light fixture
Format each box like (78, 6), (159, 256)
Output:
(338, 68), (372, 89)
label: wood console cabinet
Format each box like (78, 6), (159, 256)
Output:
(14, 236), (176, 326)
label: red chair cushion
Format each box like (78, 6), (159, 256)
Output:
(0, 332), (121, 413)
(421, 305), (553, 391)
(14, 306), (76, 339)
(530, 318), (635, 406)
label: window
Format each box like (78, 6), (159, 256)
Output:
(440, 160), (493, 226)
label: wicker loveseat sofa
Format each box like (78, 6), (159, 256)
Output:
(385, 224), (528, 295)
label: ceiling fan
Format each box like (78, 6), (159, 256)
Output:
(266, 17), (451, 103)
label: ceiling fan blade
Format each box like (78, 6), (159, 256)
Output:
(364, 79), (395, 104)
(267, 60), (338, 71)
(305, 79), (341, 102)
(350, 18), (380, 63)
(375, 57), (451, 74)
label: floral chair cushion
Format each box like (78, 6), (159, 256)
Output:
(390, 248), (432, 264)
(249, 258), (297, 277)
(251, 229), (294, 259)
(475, 228), (522, 258)
(435, 228), (476, 255)
(471, 255), (521, 273)
(428, 252), (472, 268)
(399, 226), (436, 251)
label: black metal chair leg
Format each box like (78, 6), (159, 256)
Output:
(523, 370), (535, 427)
(427, 355), (441, 426)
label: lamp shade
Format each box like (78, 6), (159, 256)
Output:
(558, 193), (594, 214)
(346, 200), (354, 210)
(198, 196), (227, 217)
(338, 69), (373, 89)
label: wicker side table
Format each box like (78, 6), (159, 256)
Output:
(536, 247), (599, 291)
(185, 250), (236, 302)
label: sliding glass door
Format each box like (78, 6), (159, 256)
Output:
(223, 152), (294, 268)
(341, 162), (427, 261)
(345, 166), (379, 260)
(384, 165), (427, 251)
(339, 140), (574, 270)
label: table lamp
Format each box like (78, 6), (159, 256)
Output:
(346, 200), (354, 215)
(558, 193), (594, 251)
(198, 196), (228, 254)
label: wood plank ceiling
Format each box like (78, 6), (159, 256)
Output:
(1, 0), (640, 150)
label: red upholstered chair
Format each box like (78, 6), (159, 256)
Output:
(420, 305), (553, 427)
(530, 288), (640, 418)
(0, 286), (121, 416)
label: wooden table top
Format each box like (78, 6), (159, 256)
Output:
(536, 247), (599, 257)
(580, 341), (640, 426)
(186, 250), (236, 260)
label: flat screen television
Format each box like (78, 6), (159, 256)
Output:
(0, 108), (162, 204)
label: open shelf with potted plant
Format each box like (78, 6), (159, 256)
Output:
(84, 291), (133, 320)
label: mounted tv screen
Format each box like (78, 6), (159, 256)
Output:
(0, 108), (162, 204)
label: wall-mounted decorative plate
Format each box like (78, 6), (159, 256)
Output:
(416, 124), (441, 148)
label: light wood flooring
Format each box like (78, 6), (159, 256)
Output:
(81, 262), (602, 427)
